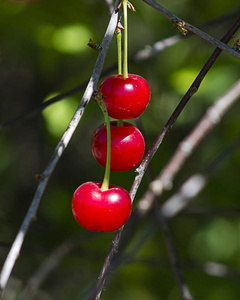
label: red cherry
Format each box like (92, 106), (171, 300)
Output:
(98, 74), (151, 119)
(72, 182), (132, 232)
(91, 121), (145, 172)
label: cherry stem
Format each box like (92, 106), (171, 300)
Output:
(97, 98), (111, 191)
(116, 28), (122, 75)
(123, 0), (128, 78)
(116, 25), (124, 127)
(117, 119), (123, 127)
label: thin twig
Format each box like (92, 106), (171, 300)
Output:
(19, 233), (98, 300)
(0, 2), (120, 297)
(142, 0), (240, 60)
(157, 212), (194, 300)
(0, 81), (88, 131)
(88, 229), (122, 300)
(88, 19), (240, 300)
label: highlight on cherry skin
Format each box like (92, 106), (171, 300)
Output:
(72, 182), (132, 232)
(91, 121), (145, 172)
(98, 74), (151, 119)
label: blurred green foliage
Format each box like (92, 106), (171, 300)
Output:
(0, 0), (240, 299)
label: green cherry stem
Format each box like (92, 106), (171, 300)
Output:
(116, 28), (122, 75)
(97, 97), (111, 191)
(123, 0), (128, 79)
(117, 0), (128, 127)
(116, 24), (124, 127)
(117, 119), (123, 127)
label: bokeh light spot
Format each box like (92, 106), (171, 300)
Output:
(42, 93), (77, 138)
(52, 24), (91, 54)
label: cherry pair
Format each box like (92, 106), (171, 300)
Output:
(91, 74), (150, 172)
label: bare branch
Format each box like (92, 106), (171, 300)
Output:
(142, 0), (240, 60)
(0, 1), (120, 297)
(19, 233), (98, 300)
(88, 230), (122, 300)
(157, 212), (194, 300)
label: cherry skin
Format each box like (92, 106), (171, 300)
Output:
(91, 121), (145, 172)
(98, 74), (151, 119)
(72, 182), (132, 232)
